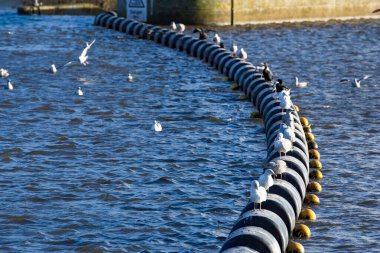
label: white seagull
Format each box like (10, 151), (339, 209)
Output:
(238, 48), (247, 61)
(177, 23), (185, 34)
(279, 93), (293, 114)
(128, 73), (133, 81)
(274, 132), (293, 158)
(154, 120), (162, 132)
(213, 33), (221, 45)
(78, 39), (96, 66)
(259, 169), (274, 191)
(294, 77), (308, 87)
(266, 160), (288, 179)
(230, 43), (238, 57)
(250, 180), (267, 211)
(76, 87), (83, 96)
(170, 21), (176, 32)
(282, 109), (295, 131)
(51, 64), (58, 74)
(1, 68), (9, 78)
(340, 75), (371, 88)
(5, 79), (13, 90)
(280, 123), (296, 143)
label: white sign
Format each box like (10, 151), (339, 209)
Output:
(127, 0), (147, 22)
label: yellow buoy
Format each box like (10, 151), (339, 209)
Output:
(309, 169), (323, 180)
(304, 194), (320, 205)
(305, 132), (314, 141)
(293, 224), (311, 239)
(300, 117), (309, 126)
(250, 111), (261, 119)
(239, 94), (248, 100)
(309, 149), (320, 160)
(307, 140), (318, 150)
(299, 209), (317, 220)
(309, 159), (322, 169)
(307, 181), (322, 192)
(303, 126), (312, 133)
(230, 84), (239, 90)
(293, 105), (300, 112)
(286, 241), (304, 253)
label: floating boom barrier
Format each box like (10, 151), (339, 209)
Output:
(94, 12), (323, 253)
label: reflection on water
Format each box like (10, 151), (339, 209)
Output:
(0, 10), (379, 252)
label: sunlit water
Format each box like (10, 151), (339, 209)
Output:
(0, 10), (379, 253)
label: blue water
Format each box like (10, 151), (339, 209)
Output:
(0, 10), (379, 253)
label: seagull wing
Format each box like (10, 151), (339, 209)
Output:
(359, 75), (371, 81)
(340, 79), (350, 83)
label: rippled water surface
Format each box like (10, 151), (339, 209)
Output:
(0, 10), (379, 253)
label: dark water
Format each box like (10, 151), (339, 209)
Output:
(0, 10), (379, 253)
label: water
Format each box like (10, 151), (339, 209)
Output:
(0, 10), (379, 253)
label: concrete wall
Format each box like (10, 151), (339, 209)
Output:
(118, 0), (380, 25)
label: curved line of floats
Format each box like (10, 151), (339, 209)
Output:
(94, 12), (323, 253)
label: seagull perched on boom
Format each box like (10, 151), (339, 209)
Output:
(274, 132), (293, 158)
(177, 23), (185, 34)
(193, 28), (209, 40)
(213, 33), (221, 45)
(340, 75), (371, 88)
(238, 48), (247, 61)
(266, 160), (288, 179)
(259, 169), (274, 191)
(250, 180), (267, 211)
(230, 43), (238, 57)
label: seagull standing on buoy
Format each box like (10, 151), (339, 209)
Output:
(177, 23), (185, 34)
(259, 169), (274, 191)
(213, 33), (221, 45)
(294, 77), (308, 87)
(274, 132), (293, 158)
(266, 160), (288, 179)
(282, 109), (295, 131)
(262, 63), (273, 82)
(238, 48), (247, 61)
(170, 21), (176, 32)
(5, 79), (13, 90)
(1, 68), (9, 78)
(250, 180), (267, 211)
(280, 93), (293, 114)
(230, 43), (238, 57)
(340, 75), (371, 88)
(76, 87), (83, 96)
(78, 39), (96, 66)
(154, 120), (162, 132)
(280, 123), (296, 143)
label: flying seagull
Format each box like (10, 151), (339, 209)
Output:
(78, 39), (96, 66)
(340, 75), (371, 88)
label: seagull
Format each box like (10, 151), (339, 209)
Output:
(250, 180), (267, 211)
(128, 73), (133, 81)
(170, 21), (176, 32)
(340, 75), (371, 88)
(154, 120), (162, 132)
(274, 132), (293, 158)
(5, 79), (13, 90)
(279, 93), (293, 114)
(1, 68), (9, 78)
(266, 160), (288, 179)
(282, 109), (295, 131)
(177, 23), (185, 34)
(259, 169), (274, 191)
(213, 33), (221, 45)
(78, 39), (96, 66)
(280, 123), (296, 143)
(193, 28), (209, 40)
(51, 64), (58, 74)
(76, 87), (83, 96)
(238, 48), (247, 61)
(294, 77), (308, 87)
(262, 63), (273, 82)
(230, 43), (238, 57)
